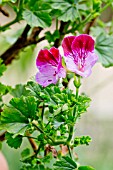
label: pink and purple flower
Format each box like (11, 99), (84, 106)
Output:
(36, 47), (66, 87)
(62, 34), (98, 77)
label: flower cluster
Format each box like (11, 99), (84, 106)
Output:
(36, 34), (98, 87)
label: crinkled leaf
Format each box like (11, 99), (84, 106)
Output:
(54, 156), (77, 169)
(0, 123), (28, 135)
(0, 96), (37, 124)
(49, 0), (79, 21)
(78, 166), (95, 170)
(10, 84), (27, 97)
(25, 81), (43, 99)
(1, 105), (28, 123)
(23, 9), (51, 28)
(10, 96), (37, 119)
(95, 33), (113, 67)
(49, 0), (71, 10)
(58, 6), (79, 22)
(5, 132), (22, 149)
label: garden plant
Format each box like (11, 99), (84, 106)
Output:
(0, 0), (113, 170)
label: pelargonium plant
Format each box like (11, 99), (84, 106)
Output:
(0, 34), (97, 170)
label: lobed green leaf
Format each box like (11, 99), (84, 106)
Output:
(95, 33), (113, 67)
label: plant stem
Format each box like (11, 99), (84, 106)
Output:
(67, 145), (72, 158)
(66, 76), (81, 145)
(67, 125), (74, 145)
(41, 103), (45, 120)
(100, 2), (112, 13)
(32, 122), (55, 144)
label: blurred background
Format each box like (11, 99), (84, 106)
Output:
(0, 2), (113, 170)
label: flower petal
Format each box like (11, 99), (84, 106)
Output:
(62, 36), (75, 56)
(36, 49), (58, 69)
(35, 65), (58, 87)
(72, 34), (95, 57)
(49, 47), (60, 62)
(64, 51), (98, 77)
(58, 67), (66, 78)
(85, 52), (98, 67)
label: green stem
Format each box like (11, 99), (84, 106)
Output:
(67, 145), (72, 158)
(32, 122), (54, 144)
(66, 76), (81, 145)
(35, 143), (42, 155)
(0, 0), (24, 31)
(100, 2), (111, 13)
(67, 125), (74, 145)
(41, 103), (45, 120)
(0, 19), (17, 31)
(32, 122), (66, 146)
(23, 135), (37, 140)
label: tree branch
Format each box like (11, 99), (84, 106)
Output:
(0, 5), (9, 17)
(0, 25), (44, 65)
(84, 18), (97, 34)
(54, 21), (69, 48)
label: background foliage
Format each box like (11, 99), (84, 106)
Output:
(0, 0), (113, 170)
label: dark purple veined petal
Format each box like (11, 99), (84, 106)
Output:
(62, 34), (98, 77)
(62, 36), (75, 57)
(72, 34), (95, 58)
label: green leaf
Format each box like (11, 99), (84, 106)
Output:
(0, 83), (10, 95)
(54, 156), (77, 169)
(0, 123), (28, 135)
(78, 166), (95, 170)
(45, 30), (60, 43)
(23, 9), (51, 28)
(77, 94), (91, 116)
(95, 33), (113, 67)
(10, 96), (37, 119)
(50, 0), (71, 10)
(25, 81), (43, 99)
(5, 132), (22, 149)
(53, 120), (64, 130)
(74, 136), (92, 147)
(0, 96), (37, 133)
(0, 59), (6, 77)
(58, 6), (79, 22)
(10, 84), (27, 97)
(21, 148), (30, 158)
(49, 0), (79, 21)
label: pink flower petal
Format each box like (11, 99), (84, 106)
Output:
(58, 67), (66, 78)
(36, 49), (58, 69)
(49, 47), (60, 62)
(72, 34), (95, 55)
(35, 47), (66, 87)
(35, 65), (58, 87)
(62, 36), (75, 57)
